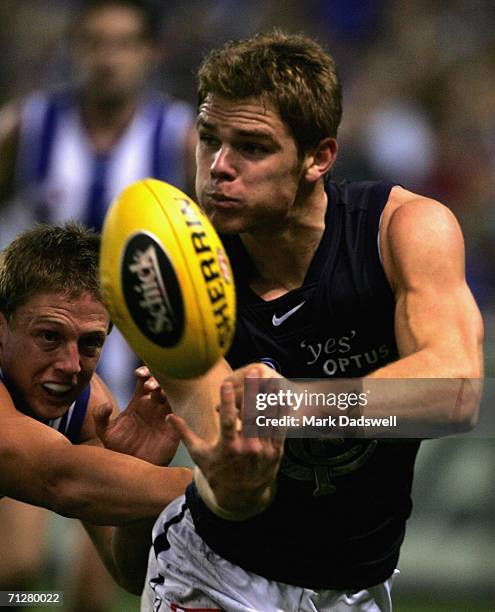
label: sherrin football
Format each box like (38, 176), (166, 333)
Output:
(99, 179), (236, 379)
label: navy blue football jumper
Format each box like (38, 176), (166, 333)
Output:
(184, 180), (421, 590)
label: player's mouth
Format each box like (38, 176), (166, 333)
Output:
(205, 192), (240, 208)
(41, 382), (74, 398)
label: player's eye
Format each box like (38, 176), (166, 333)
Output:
(238, 142), (269, 157)
(39, 330), (59, 344)
(80, 334), (105, 356)
(198, 132), (219, 148)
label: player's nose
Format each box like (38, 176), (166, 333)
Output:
(55, 343), (82, 376)
(210, 146), (236, 180)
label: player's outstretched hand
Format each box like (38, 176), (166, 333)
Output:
(94, 366), (181, 466)
(167, 367), (285, 520)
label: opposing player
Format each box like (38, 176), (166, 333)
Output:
(0, 2), (196, 601)
(134, 31), (483, 611)
(0, 223), (191, 594)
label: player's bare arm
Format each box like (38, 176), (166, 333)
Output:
(0, 381), (190, 525)
(90, 369), (191, 593)
(227, 189), (483, 437)
(377, 186), (483, 380)
(80, 518), (155, 595)
(363, 187), (484, 428)
(152, 358), (232, 442)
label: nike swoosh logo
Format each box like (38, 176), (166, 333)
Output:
(272, 301), (306, 326)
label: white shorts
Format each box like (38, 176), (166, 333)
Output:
(142, 496), (399, 612)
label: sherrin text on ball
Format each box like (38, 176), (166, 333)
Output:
(99, 179), (236, 378)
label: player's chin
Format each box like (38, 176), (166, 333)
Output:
(34, 388), (80, 421)
(206, 208), (249, 235)
(31, 400), (71, 422)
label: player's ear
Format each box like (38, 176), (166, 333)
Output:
(304, 137), (338, 183)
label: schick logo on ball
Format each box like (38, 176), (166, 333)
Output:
(122, 233), (184, 347)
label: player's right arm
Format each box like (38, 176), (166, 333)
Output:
(0, 383), (191, 525)
(0, 102), (20, 204)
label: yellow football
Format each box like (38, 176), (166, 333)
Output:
(99, 179), (236, 379)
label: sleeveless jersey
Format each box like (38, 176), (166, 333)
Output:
(184, 180), (421, 590)
(4, 89), (193, 407)
(46, 385), (91, 444)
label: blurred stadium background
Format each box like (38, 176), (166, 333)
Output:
(0, 1), (493, 610)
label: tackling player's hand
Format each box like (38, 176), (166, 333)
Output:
(167, 366), (285, 520)
(93, 366), (181, 466)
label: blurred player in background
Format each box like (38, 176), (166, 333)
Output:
(0, 1), (195, 609)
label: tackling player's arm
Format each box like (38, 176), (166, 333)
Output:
(0, 381), (191, 525)
(81, 372), (185, 594)
(81, 519), (157, 595)
(0, 102), (20, 205)
(74, 381), (133, 592)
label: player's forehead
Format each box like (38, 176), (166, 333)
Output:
(197, 94), (292, 141)
(12, 290), (108, 331)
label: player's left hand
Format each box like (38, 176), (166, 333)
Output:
(94, 366), (181, 466)
(167, 366), (285, 519)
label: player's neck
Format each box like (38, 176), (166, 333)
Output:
(242, 186), (328, 300)
(79, 93), (139, 154)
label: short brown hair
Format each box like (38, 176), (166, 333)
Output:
(197, 30), (342, 154)
(0, 223), (102, 320)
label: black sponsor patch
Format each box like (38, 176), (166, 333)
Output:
(121, 232), (184, 347)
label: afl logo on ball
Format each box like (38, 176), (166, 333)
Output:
(121, 233), (184, 347)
